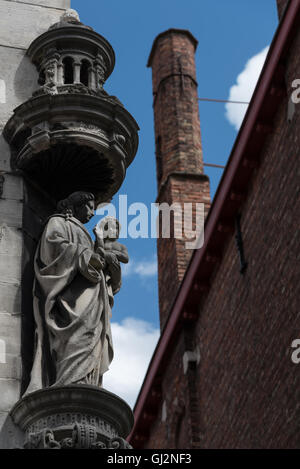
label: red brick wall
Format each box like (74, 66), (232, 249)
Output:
(149, 30), (210, 329)
(143, 10), (300, 449)
(195, 86), (300, 448)
(156, 174), (210, 329)
(144, 332), (195, 449)
(149, 30), (203, 184)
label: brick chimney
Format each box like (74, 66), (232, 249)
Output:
(276, 0), (288, 18)
(148, 29), (210, 330)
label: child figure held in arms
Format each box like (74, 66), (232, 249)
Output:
(93, 217), (129, 275)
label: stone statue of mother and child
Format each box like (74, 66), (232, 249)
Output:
(25, 191), (128, 394)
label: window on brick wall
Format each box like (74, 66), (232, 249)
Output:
(175, 410), (186, 449)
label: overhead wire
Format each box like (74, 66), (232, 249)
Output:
(198, 97), (248, 169)
(198, 97), (249, 104)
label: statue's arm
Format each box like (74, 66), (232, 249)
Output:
(78, 250), (106, 284)
(109, 264), (122, 296)
(114, 244), (129, 264)
(105, 244), (128, 265)
(105, 251), (124, 296)
(42, 217), (104, 284)
(87, 252), (105, 271)
(93, 226), (104, 253)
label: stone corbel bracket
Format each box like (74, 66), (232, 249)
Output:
(3, 93), (139, 205)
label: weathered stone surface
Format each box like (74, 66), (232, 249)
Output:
(25, 197), (117, 393)
(21, 182), (54, 396)
(0, 378), (21, 412)
(0, 198), (22, 227)
(0, 412), (23, 449)
(0, 283), (21, 314)
(4, 94), (139, 205)
(0, 50), (37, 128)
(0, 1), (137, 446)
(0, 0), (70, 436)
(0, 174), (23, 201)
(0, 0), (66, 131)
(3, 10), (138, 205)
(0, 224), (23, 288)
(0, 353), (22, 380)
(0, 137), (11, 171)
(0, 314), (21, 354)
(0, 254), (22, 284)
(0, 0), (69, 49)
(0, 412), (7, 429)
(0, 225), (22, 256)
(11, 385), (134, 449)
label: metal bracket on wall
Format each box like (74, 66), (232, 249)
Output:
(235, 214), (248, 274)
(182, 347), (200, 374)
(287, 97), (296, 123)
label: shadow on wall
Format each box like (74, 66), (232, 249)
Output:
(14, 55), (38, 103)
(0, 135), (11, 171)
(0, 56), (37, 171)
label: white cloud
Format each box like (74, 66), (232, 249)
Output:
(103, 318), (160, 408)
(225, 46), (269, 131)
(122, 257), (157, 278)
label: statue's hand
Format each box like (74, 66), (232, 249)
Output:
(90, 253), (105, 271)
(93, 226), (99, 238)
(93, 226), (103, 243)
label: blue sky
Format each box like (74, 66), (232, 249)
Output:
(72, 0), (278, 406)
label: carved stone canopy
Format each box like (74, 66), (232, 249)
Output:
(28, 9), (115, 92)
(4, 93), (139, 204)
(3, 11), (139, 205)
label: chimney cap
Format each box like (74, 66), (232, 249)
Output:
(147, 28), (198, 68)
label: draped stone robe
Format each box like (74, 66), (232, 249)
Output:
(25, 215), (120, 394)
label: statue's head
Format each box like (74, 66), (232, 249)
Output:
(57, 192), (95, 224)
(98, 216), (120, 241)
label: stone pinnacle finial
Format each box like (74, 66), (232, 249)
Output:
(61, 8), (80, 23)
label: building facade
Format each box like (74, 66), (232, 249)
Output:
(0, 0), (71, 445)
(130, 0), (300, 449)
(0, 1), (139, 448)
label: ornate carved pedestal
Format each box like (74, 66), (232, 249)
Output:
(10, 385), (133, 449)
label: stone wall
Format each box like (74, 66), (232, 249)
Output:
(0, 0), (70, 442)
